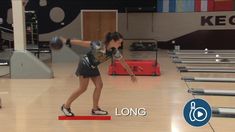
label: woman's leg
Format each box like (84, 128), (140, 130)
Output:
(64, 76), (90, 108)
(91, 76), (103, 110)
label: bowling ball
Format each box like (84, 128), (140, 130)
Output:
(49, 36), (63, 50)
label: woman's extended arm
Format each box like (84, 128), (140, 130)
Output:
(60, 37), (91, 48)
(119, 57), (137, 82)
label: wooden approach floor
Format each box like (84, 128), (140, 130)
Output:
(0, 50), (234, 132)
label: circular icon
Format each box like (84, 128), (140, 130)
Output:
(183, 99), (211, 127)
(50, 7), (65, 23)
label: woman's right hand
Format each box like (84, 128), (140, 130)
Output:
(60, 36), (67, 44)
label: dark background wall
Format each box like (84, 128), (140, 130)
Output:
(0, 0), (155, 34)
(1, 0), (235, 50)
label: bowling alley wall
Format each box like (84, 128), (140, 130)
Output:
(1, 0), (235, 49)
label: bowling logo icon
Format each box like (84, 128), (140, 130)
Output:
(183, 99), (212, 127)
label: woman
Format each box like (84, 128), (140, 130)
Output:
(60, 32), (137, 116)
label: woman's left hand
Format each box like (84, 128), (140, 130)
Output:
(131, 75), (137, 82)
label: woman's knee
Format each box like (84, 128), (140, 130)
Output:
(78, 86), (88, 93)
(78, 77), (89, 92)
(96, 82), (103, 90)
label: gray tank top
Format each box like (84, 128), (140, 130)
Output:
(85, 41), (122, 67)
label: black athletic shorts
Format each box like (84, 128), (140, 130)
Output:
(75, 56), (100, 78)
